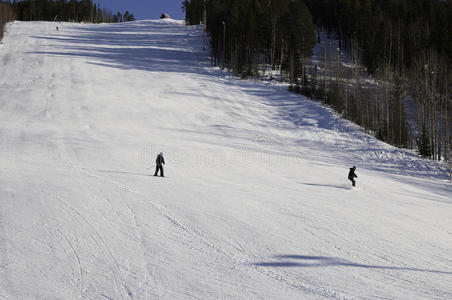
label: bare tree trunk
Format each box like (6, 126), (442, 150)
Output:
(446, 63), (450, 163)
(271, 19), (276, 70)
(324, 47), (328, 103)
(345, 87), (348, 119)
(384, 65), (390, 141)
(280, 39), (285, 72)
(352, 40), (361, 124)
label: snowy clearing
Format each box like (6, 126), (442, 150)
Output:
(1, 19), (451, 299)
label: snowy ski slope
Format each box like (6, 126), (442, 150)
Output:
(1, 19), (451, 299)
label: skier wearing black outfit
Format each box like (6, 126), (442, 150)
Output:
(348, 166), (357, 187)
(154, 152), (165, 177)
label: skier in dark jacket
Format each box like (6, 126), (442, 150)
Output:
(348, 166), (357, 187)
(154, 152), (165, 177)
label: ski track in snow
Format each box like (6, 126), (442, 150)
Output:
(0, 19), (451, 299)
(56, 137), (343, 299)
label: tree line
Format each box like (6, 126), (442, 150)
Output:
(304, 0), (451, 161)
(184, 0), (451, 162)
(0, 1), (14, 40)
(1, 0), (135, 37)
(184, 0), (316, 81)
(14, 0), (135, 23)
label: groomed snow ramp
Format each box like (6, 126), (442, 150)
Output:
(1, 19), (451, 299)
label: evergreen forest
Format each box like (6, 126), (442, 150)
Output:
(1, 0), (135, 40)
(183, 0), (452, 162)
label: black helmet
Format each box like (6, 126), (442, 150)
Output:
(352, 166), (356, 169)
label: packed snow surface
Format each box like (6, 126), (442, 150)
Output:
(1, 19), (451, 299)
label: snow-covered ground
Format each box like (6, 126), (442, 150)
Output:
(1, 19), (451, 299)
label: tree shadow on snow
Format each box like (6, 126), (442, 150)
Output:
(253, 255), (452, 275)
(25, 20), (450, 185)
(299, 182), (352, 190)
(28, 20), (210, 74)
(97, 170), (151, 177)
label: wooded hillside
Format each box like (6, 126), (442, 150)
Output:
(0, 0), (135, 30)
(184, 0), (452, 162)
